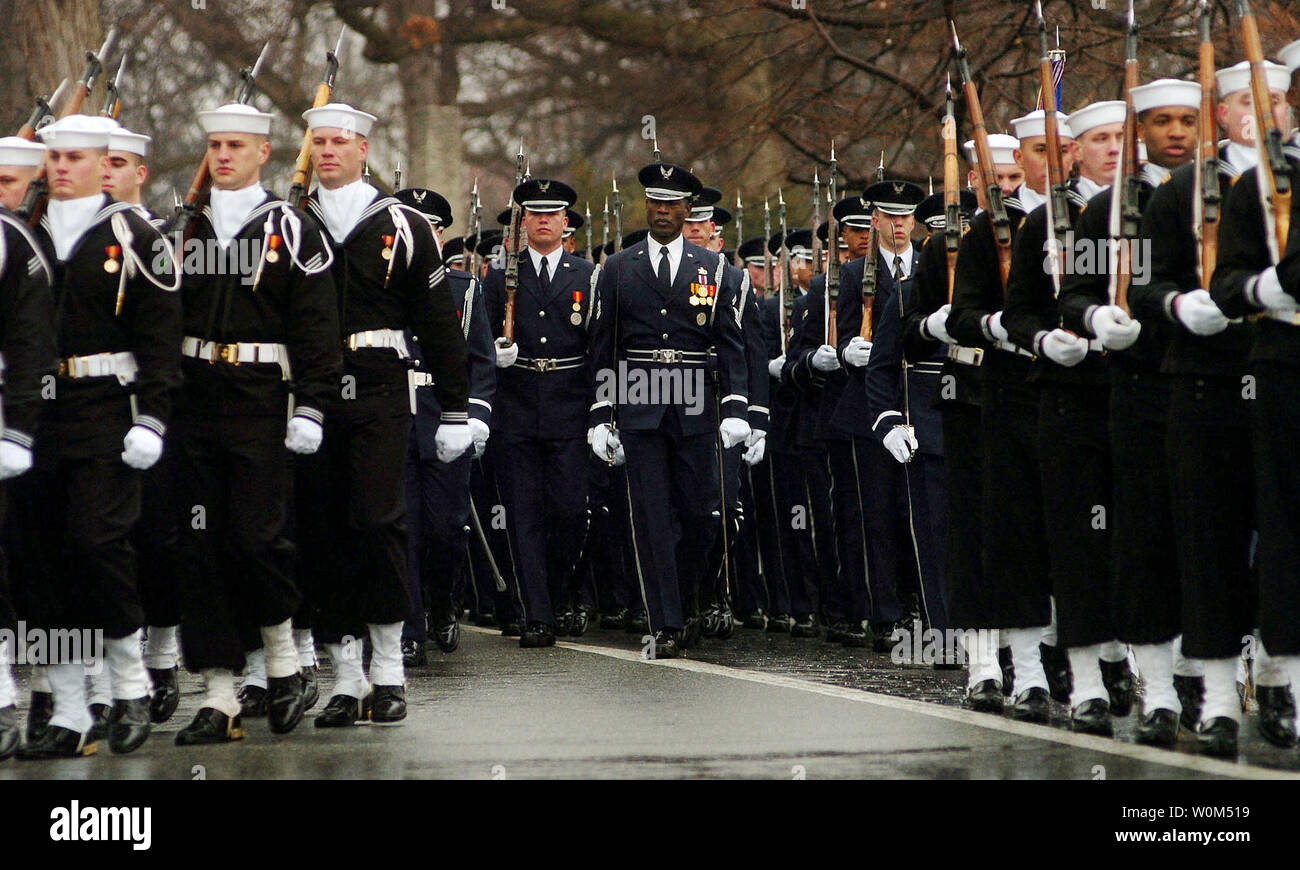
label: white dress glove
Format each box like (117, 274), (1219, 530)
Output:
(719, 416), (751, 449)
(435, 422), (473, 463)
(843, 335), (872, 367)
(1253, 266), (1299, 311)
(882, 425), (918, 464)
(1174, 289), (1230, 336)
(1088, 304), (1142, 351)
(611, 441), (626, 466)
(767, 355), (785, 379)
(122, 425), (164, 470)
(494, 338), (519, 368)
(469, 418), (490, 458)
(986, 311), (1010, 342)
(284, 416), (323, 455)
(589, 423), (620, 461)
(811, 344), (841, 372)
(742, 434), (767, 466)
(924, 304), (955, 344)
(0, 441), (32, 480)
(1038, 329), (1089, 367)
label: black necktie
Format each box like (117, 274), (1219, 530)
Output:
(657, 248), (672, 290)
(893, 255), (904, 282)
(539, 256), (551, 294)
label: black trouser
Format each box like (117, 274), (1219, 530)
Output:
(585, 455), (634, 614)
(620, 427), (720, 633)
(174, 412), (298, 672)
(733, 460), (768, 616)
(303, 391), (413, 644)
(771, 451), (818, 618)
(1250, 361), (1300, 655)
(704, 441), (743, 610)
(1167, 373), (1255, 658)
(855, 436), (906, 624)
(905, 452), (949, 632)
(942, 402), (991, 628)
(1037, 381), (1113, 648)
(979, 378), (1051, 628)
(403, 434), (472, 641)
(465, 453), (522, 622)
(135, 452), (182, 628)
(494, 434), (589, 628)
(826, 439), (870, 622)
(1109, 372), (1180, 645)
(802, 448), (839, 624)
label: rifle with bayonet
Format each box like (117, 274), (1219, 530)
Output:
(826, 143), (841, 345)
(611, 174), (623, 252)
(1036, 1), (1070, 295)
(601, 197), (610, 263)
(762, 197), (773, 304)
(168, 41), (271, 241)
(466, 178), (482, 278)
(734, 192), (745, 268)
(393, 160), (402, 191)
(811, 169), (824, 277)
(1239, 0), (1291, 263)
(1193, 0), (1221, 287)
(101, 55), (127, 120)
(502, 139), (526, 342)
(859, 152), (885, 341)
(288, 26), (346, 209)
(1107, 0), (1140, 314)
(17, 78), (69, 140)
(585, 202), (593, 263)
(942, 74), (960, 301)
(778, 189), (792, 353)
(18, 28), (119, 223)
(950, 18), (1011, 289)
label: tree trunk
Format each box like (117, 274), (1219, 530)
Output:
(399, 42), (467, 232)
(14, 0), (103, 113)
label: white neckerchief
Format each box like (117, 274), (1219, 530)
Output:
(131, 203), (150, 220)
(46, 193), (106, 261)
(1225, 141), (1259, 173)
(879, 243), (914, 279)
(1075, 176), (1108, 201)
(528, 245), (563, 283)
(316, 178), (378, 244)
(1017, 185), (1045, 212)
(210, 183), (268, 249)
(645, 233), (684, 285)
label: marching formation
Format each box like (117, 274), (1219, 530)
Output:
(2, 0), (1300, 767)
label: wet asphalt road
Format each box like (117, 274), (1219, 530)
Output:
(3, 623), (1298, 779)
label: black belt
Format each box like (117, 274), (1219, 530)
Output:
(624, 348), (709, 364)
(515, 355), (585, 372)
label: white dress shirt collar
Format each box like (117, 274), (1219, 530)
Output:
(645, 233), (684, 284)
(880, 243), (914, 279)
(528, 245), (563, 281)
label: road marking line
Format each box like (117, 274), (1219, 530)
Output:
(464, 626), (1295, 779)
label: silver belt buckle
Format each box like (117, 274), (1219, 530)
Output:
(654, 349), (682, 363)
(535, 358), (557, 372)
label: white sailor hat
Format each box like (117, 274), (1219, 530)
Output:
(108, 127), (151, 158)
(1215, 60), (1292, 97)
(0, 136), (46, 167)
(637, 163), (703, 202)
(1131, 79), (1201, 115)
(1065, 101), (1127, 137)
(512, 178), (578, 213)
(302, 102), (377, 138)
(198, 103), (273, 136)
(1010, 110), (1071, 141)
(962, 134), (1019, 166)
(36, 114), (117, 150)
(687, 186), (722, 222)
(1280, 40), (1300, 74)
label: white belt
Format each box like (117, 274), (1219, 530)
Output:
(912, 360), (945, 375)
(1260, 309), (1300, 327)
(347, 328), (410, 359)
(58, 351), (137, 384)
(993, 339), (1035, 359)
(182, 336), (287, 366)
(946, 345), (983, 366)
(410, 372), (434, 387)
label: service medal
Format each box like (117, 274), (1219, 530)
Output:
(265, 234), (281, 263)
(696, 311), (707, 325)
(104, 245), (121, 273)
(570, 312), (582, 325)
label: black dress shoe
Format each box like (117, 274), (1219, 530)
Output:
(472, 609), (497, 628)
(0, 705), (20, 760)
(715, 603), (735, 640)
(824, 621), (847, 644)
(175, 707), (245, 745)
(1255, 685), (1297, 748)
(301, 665), (320, 712)
(768, 613), (794, 634)
(434, 617), (461, 653)
(26, 690), (54, 743)
(499, 620), (524, 638)
(1070, 698), (1113, 736)
(998, 646), (1015, 698)
(266, 674), (305, 734)
(624, 609), (649, 634)
(1011, 687), (1051, 723)
(791, 613), (820, 638)
(965, 680), (1004, 714)
(520, 622), (556, 649)
(371, 685), (406, 723)
(650, 630), (679, 659)
(871, 621), (898, 653)
(86, 702), (112, 742)
(599, 607), (628, 630)
(1040, 643), (1071, 704)
(700, 604), (724, 638)
(17, 725), (96, 759)
(742, 609), (768, 630)
(1173, 674), (1204, 732)
(680, 615), (703, 650)
(1135, 708), (1179, 748)
(238, 684), (267, 718)
(313, 693), (372, 727)
(1100, 658), (1136, 717)
(107, 697), (151, 754)
(148, 666), (181, 723)
(401, 639), (427, 668)
(1197, 716), (1239, 758)
(555, 608), (575, 637)
(841, 623), (872, 648)
(570, 606), (591, 637)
